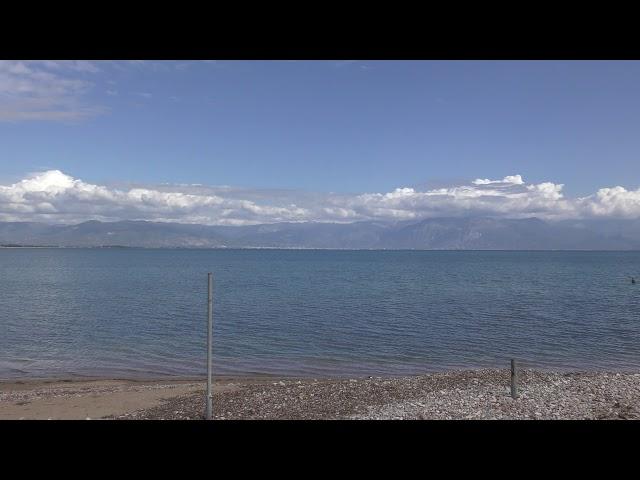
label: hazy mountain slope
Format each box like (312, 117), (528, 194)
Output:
(0, 222), (67, 246)
(2, 217), (640, 249)
(377, 217), (640, 250)
(228, 221), (390, 248)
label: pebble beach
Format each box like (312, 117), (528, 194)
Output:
(117, 369), (640, 420)
(4, 369), (639, 420)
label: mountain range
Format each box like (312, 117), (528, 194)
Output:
(2, 217), (640, 250)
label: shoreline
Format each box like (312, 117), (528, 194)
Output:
(0, 373), (331, 392)
(3, 364), (640, 386)
(2, 369), (640, 420)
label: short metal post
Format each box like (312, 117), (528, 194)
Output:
(510, 359), (518, 399)
(205, 272), (213, 419)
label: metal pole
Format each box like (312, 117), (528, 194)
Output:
(510, 359), (518, 399)
(205, 272), (213, 419)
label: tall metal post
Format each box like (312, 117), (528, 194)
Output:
(510, 359), (518, 399)
(205, 272), (213, 419)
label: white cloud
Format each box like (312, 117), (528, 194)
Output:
(1, 171), (640, 225)
(345, 176), (580, 221)
(578, 186), (640, 218)
(0, 60), (105, 122)
(472, 174), (524, 185)
(31, 60), (100, 73)
(0, 170), (311, 225)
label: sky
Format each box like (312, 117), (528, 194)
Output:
(1, 60), (640, 225)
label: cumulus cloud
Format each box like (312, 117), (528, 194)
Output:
(343, 180), (571, 221)
(0, 170), (310, 225)
(0, 61), (105, 122)
(578, 186), (640, 218)
(1, 170), (640, 225)
(472, 174), (524, 185)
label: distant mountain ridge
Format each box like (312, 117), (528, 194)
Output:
(2, 217), (640, 250)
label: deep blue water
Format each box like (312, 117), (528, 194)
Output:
(1, 248), (640, 379)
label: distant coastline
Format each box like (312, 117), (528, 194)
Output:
(2, 245), (640, 252)
(0, 244), (58, 249)
(3, 217), (640, 250)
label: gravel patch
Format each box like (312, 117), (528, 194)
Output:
(108, 369), (640, 420)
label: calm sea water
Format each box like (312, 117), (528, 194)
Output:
(1, 249), (640, 379)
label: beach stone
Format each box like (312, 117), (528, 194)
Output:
(81, 369), (640, 421)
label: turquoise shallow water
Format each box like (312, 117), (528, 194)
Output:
(1, 248), (640, 379)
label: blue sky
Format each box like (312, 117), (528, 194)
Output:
(1, 60), (640, 225)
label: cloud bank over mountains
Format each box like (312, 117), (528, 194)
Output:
(1, 170), (640, 226)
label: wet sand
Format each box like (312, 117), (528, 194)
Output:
(0, 377), (244, 420)
(3, 370), (640, 420)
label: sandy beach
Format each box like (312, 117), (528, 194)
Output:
(2, 369), (640, 420)
(0, 378), (203, 420)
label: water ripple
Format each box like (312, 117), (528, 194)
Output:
(1, 249), (640, 378)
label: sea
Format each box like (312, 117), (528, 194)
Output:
(1, 248), (639, 379)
